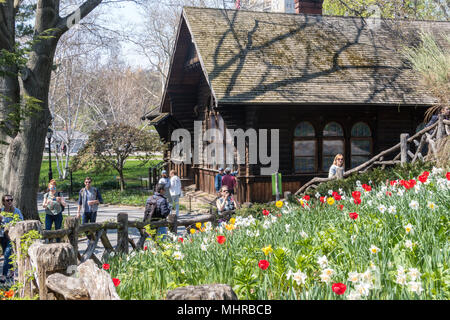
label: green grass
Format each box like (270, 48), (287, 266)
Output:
(39, 158), (162, 206)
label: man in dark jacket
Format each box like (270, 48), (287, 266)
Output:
(146, 183), (170, 239)
(215, 168), (225, 194)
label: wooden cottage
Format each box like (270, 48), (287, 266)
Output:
(145, 2), (450, 203)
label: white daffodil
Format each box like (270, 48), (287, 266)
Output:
(355, 282), (371, 297)
(315, 192), (321, 199)
(285, 224), (291, 232)
(378, 204), (387, 214)
(172, 251), (184, 260)
(328, 190), (333, 195)
(388, 206), (396, 214)
(369, 245), (381, 254)
(397, 189), (405, 196)
(322, 268), (334, 276)
(397, 266), (406, 276)
(404, 223), (414, 234)
(317, 255), (328, 268)
(319, 273), (332, 283)
(290, 270), (307, 285)
(405, 240), (414, 250)
(407, 281), (424, 294)
(395, 274), (407, 285)
(348, 271), (360, 283)
(427, 202), (437, 210)
(200, 244), (208, 251)
(347, 291), (362, 300)
(409, 200), (419, 210)
(407, 268), (421, 281)
(361, 269), (374, 283)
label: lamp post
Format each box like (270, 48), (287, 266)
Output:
(47, 128), (53, 182)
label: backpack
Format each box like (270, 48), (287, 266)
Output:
(144, 195), (166, 222)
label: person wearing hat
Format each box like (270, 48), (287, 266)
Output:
(158, 170), (172, 204)
(221, 167), (237, 195)
(215, 167), (225, 194)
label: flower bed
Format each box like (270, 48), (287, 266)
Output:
(106, 167), (450, 300)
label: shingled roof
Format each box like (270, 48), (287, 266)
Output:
(182, 7), (449, 106)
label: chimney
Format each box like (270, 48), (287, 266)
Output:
(294, 0), (323, 15)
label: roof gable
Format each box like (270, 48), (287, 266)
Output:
(182, 7), (449, 105)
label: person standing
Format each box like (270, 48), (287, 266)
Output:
(215, 168), (225, 194)
(328, 154), (345, 178)
(158, 170), (172, 205)
(76, 177), (103, 224)
(0, 195), (23, 283)
(169, 170), (182, 218)
(145, 183), (171, 240)
(42, 180), (66, 242)
(221, 167), (237, 194)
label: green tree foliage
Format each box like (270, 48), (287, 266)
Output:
(323, 0), (449, 20)
(71, 123), (166, 191)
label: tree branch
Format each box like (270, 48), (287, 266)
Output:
(54, 0), (103, 38)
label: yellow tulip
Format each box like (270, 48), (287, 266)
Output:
(229, 217), (236, 225)
(327, 197), (335, 205)
(190, 228), (196, 234)
(195, 222), (202, 229)
(276, 201), (283, 208)
(225, 224), (236, 231)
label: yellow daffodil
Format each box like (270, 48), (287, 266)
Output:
(229, 217), (236, 225)
(262, 245), (273, 256)
(195, 222), (202, 229)
(225, 223), (236, 231)
(276, 201), (283, 208)
(327, 197), (335, 205)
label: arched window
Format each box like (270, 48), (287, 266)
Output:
(351, 122), (372, 168)
(322, 122), (344, 172)
(294, 122), (316, 173)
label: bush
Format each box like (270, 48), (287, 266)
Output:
(308, 161), (435, 197)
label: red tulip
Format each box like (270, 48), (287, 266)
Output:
(352, 191), (361, 199)
(334, 194), (342, 201)
(178, 237), (184, 243)
(112, 278), (121, 287)
(349, 212), (358, 220)
(144, 246), (148, 251)
(332, 283), (347, 295)
(386, 191), (392, 197)
(102, 263), (110, 271)
(258, 259), (270, 270)
(338, 204), (344, 211)
(446, 172), (450, 180)
(217, 235), (226, 244)
(418, 174), (427, 183)
(303, 195), (310, 201)
(354, 198), (361, 205)
(262, 209), (270, 216)
(332, 191), (339, 197)
(390, 180), (397, 186)
(362, 184), (372, 192)
(422, 171), (430, 177)
(320, 196), (326, 203)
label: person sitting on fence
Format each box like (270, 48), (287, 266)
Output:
(43, 180), (66, 243)
(328, 154), (345, 179)
(0, 194), (23, 283)
(158, 170), (172, 205)
(76, 177), (103, 224)
(216, 186), (238, 215)
(425, 106), (450, 128)
(145, 183), (171, 240)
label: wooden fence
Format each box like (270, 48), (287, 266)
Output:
(296, 115), (450, 195)
(39, 210), (234, 267)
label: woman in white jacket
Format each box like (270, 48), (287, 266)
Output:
(169, 170), (182, 217)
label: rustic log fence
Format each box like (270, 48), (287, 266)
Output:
(296, 115), (450, 195)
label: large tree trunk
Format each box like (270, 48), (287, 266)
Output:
(0, 0), (103, 219)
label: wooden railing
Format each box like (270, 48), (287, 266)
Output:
(295, 115), (450, 195)
(40, 210), (234, 267)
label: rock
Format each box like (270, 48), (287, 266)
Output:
(77, 260), (121, 300)
(166, 284), (238, 300)
(46, 273), (90, 300)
